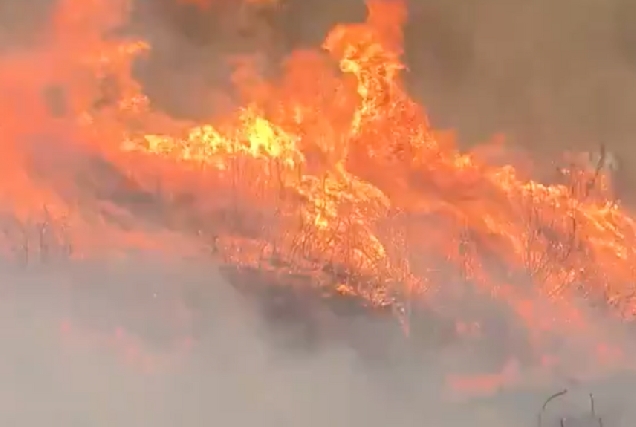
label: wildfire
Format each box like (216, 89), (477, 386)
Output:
(2, 0), (636, 392)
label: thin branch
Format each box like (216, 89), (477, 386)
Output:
(537, 389), (568, 427)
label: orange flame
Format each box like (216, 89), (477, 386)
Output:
(1, 0), (635, 390)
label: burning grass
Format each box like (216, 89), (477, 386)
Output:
(0, 0), (635, 412)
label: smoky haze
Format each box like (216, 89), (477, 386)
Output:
(4, 248), (636, 427)
(1, 0), (636, 426)
(3, 240), (636, 426)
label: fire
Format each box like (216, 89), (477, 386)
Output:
(3, 0), (636, 392)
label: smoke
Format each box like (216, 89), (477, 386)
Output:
(0, 252), (368, 426)
(1, 240), (636, 426)
(401, 0), (634, 155)
(0, 251), (466, 426)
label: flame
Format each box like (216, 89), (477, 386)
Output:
(2, 0), (636, 392)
